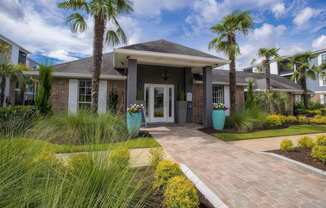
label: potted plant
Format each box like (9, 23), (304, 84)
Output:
(212, 103), (227, 130)
(127, 104), (143, 137)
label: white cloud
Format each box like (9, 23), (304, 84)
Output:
(131, 0), (190, 16)
(293, 7), (319, 26)
(272, 2), (286, 18)
(0, 1), (142, 62)
(312, 35), (326, 49)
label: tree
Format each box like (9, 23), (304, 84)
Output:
(282, 52), (319, 108)
(258, 48), (279, 91)
(58, 0), (133, 113)
(35, 65), (52, 114)
(209, 11), (253, 116)
(245, 80), (255, 109)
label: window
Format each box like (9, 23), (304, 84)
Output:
(18, 51), (27, 65)
(322, 54), (326, 64)
(78, 79), (92, 109)
(212, 85), (224, 104)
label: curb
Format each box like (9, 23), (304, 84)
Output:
(259, 152), (326, 176)
(180, 163), (229, 208)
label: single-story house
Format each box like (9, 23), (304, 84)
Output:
(25, 40), (303, 127)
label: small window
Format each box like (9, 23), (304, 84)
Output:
(212, 85), (224, 104)
(78, 79), (92, 110)
(18, 51), (27, 65)
(322, 54), (326, 65)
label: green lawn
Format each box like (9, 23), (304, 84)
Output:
(0, 137), (160, 153)
(215, 125), (326, 141)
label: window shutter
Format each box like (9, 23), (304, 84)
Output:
(68, 79), (78, 114)
(320, 95), (325, 105)
(98, 80), (107, 113)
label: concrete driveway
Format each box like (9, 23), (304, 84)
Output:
(148, 125), (326, 208)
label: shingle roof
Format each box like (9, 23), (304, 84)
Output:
(53, 53), (122, 76)
(207, 70), (303, 91)
(120, 39), (225, 60)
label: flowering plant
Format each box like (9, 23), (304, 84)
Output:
(213, 103), (227, 110)
(127, 104), (144, 113)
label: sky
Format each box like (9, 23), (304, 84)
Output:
(0, 0), (326, 69)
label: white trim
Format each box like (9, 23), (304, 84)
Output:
(23, 71), (127, 80)
(180, 164), (229, 208)
(114, 48), (229, 65)
(194, 80), (248, 86)
(68, 79), (78, 114)
(320, 94), (325, 105)
(255, 88), (304, 93)
(314, 90), (326, 93)
(280, 72), (294, 76)
(259, 152), (326, 176)
(144, 84), (175, 123)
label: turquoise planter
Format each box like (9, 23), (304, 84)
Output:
(212, 110), (225, 130)
(127, 112), (142, 137)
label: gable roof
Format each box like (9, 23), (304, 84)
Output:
(195, 70), (303, 92)
(120, 39), (225, 60)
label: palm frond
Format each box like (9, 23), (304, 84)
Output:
(58, 0), (89, 11)
(67, 13), (88, 32)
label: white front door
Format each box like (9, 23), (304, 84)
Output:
(144, 84), (174, 123)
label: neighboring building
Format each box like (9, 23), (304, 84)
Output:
(0, 34), (37, 105)
(243, 48), (326, 104)
(25, 39), (303, 127)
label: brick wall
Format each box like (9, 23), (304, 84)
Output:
(192, 83), (245, 124)
(51, 78), (69, 112)
(107, 80), (126, 114)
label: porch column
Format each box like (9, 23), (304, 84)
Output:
(185, 68), (193, 122)
(203, 66), (213, 127)
(127, 59), (137, 107)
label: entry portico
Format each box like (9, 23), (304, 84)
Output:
(114, 40), (228, 127)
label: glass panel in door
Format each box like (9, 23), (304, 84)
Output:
(154, 87), (164, 118)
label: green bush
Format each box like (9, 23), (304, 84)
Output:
(164, 176), (199, 208)
(153, 160), (183, 190)
(280, 139), (294, 152)
(0, 105), (39, 137)
(27, 111), (128, 144)
(284, 115), (298, 125)
(229, 108), (266, 131)
(109, 146), (129, 168)
(315, 135), (326, 146)
(311, 145), (326, 164)
(149, 148), (164, 170)
(35, 65), (52, 114)
(0, 140), (153, 207)
(298, 136), (315, 149)
(264, 114), (286, 128)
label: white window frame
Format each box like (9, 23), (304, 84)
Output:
(78, 79), (92, 110)
(319, 75), (326, 86)
(212, 85), (224, 104)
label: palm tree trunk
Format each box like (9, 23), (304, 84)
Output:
(301, 76), (309, 108)
(265, 59), (271, 91)
(229, 34), (237, 117)
(91, 15), (105, 113)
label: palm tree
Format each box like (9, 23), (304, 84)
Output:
(258, 48), (279, 91)
(209, 11), (253, 116)
(282, 52), (319, 108)
(58, 0), (133, 113)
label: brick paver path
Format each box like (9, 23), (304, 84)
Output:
(229, 133), (326, 152)
(148, 125), (326, 208)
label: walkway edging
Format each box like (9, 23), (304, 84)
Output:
(260, 152), (326, 176)
(180, 163), (229, 208)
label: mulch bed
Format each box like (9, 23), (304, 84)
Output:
(269, 149), (326, 171)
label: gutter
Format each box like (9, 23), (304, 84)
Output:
(193, 80), (248, 86)
(23, 71), (127, 80)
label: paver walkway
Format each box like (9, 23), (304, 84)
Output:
(229, 133), (326, 152)
(148, 125), (326, 208)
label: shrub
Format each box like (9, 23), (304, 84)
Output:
(149, 148), (164, 169)
(280, 139), (294, 152)
(35, 65), (52, 114)
(298, 136), (315, 149)
(264, 114), (286, 128)
(311, 145), (326, 164)
(315, 135), (326, 146)
(153, 160), (183, 190)
(310, 116), (326, 124)
(229, 108), (266, 131)
(27, 111), (128, 144)
(164, 176), (199, 208)
(0, 105), (39, 137)
(284, 115), (298, 125)
(109, 146), (129, 168)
